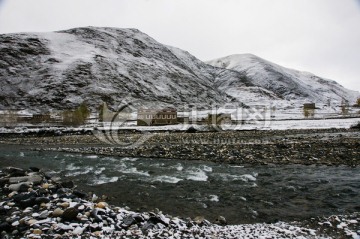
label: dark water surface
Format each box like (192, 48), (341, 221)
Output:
(0, 145), (359, 224)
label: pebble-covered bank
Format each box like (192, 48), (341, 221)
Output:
(22, 128), (359, 166)
(0, 166), (359, 239)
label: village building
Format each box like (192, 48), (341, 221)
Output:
(137, 108), (177, 126)
(0, 109), (32, 125)
(303, 103), (316, 109)
(31, 114), (51, 123)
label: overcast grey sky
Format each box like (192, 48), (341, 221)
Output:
(0, 0), (359, 92)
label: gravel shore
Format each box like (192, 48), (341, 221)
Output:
(0, 166), (359, 239)
(1, 128), (357, 166)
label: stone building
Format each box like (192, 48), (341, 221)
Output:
(137, 108), (177, 126)
(31, 114), (51, 123)
(303, 103), (316, 109)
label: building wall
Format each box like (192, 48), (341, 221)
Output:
(137, 108), (177, 126)
(303, 103), (316, 109)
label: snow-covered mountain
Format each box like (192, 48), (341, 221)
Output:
(0, 27), (358, 112)
(0, 27), (236, 111)
(207, 54), (359, 105)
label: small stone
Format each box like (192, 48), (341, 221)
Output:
(60, 202), (70, 208)
(92, 194), (98, 202)
(194, 216), (205, 225)
(57, 223), (74, 231)
(35, 197), (50, 204)
(50, 176), (61, 182)
(42, 183), (50, 189)
(90, 223), (99, 229)
(18, 198), (36, 208)
(3, 167), (26, 177)
(33, 229), (42, 234)
(73, 191), (87, 198)
(56, 188), (69, 194)
(52, 208), (64, 217)
(8, 192), (17, 198)
(216, 215), (227, 225)
(9, 175), (42, 185)
(73, 226), (85, 235)
(142, 222), (155, 231)
(27, 219), (38, 225)
(19, 183), (31, 192)
(121, 215), (136, 228)
(96, 202), (108, 209)
(23, 207), (33, 213)
(8, 182), (30, 192)
(11, 221), (19, 227)
(39, 210), (50, 219)
(90, 209), (103, 223)
(62, 207), (79, 221)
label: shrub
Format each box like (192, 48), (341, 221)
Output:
(62, 103), (90, 126)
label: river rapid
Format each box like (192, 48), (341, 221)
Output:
(0, 145), (359, 225)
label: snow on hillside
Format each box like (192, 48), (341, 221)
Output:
(0, 27), (358, 114)
(0, 27), (229, 112)
(207, 54), (359, 105)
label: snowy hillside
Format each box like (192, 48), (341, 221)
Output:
(0, 27), (358, 113)
(0, 27), (233, 111)
(207, 54), (359, 105)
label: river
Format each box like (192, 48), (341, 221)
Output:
(0, 145), (359, 225)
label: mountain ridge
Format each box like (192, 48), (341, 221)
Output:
(0, 26), (358, 112)
(206, 54), (359, 104)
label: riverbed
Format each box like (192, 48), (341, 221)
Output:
(1, 144), (359, 225)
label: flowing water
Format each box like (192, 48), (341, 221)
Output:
(1, 145), (359, 224)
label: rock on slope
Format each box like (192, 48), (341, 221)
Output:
(207, 54), (359, 105)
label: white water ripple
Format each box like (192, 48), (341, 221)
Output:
(186, 168), (208, 182)
(152, 176), (183, 184)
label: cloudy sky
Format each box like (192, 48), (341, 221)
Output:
(0, 0), (359, 91)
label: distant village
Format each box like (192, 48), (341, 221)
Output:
(0, 107), (233, 127)
(0, 100), (359, 128)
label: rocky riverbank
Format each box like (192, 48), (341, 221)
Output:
(6, 128), (355, 166)
(0, 166), (359, 238)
